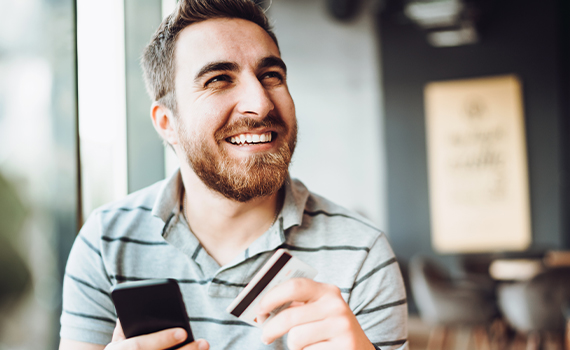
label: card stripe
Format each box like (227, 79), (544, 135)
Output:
(230, 252), (291, 317)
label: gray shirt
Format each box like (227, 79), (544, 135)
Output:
(60, 170), (408, 349)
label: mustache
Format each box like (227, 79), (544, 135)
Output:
(215, 114), (287, 141)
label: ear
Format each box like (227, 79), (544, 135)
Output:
(151, 102), (179, 145)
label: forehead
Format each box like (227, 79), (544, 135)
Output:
(175, 18), (280, 75)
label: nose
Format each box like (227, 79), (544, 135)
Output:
(235, 76), (274, 118)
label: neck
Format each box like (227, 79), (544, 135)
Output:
(180, 163), (283, 266)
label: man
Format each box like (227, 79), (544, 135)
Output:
(59, 0), (408, 349)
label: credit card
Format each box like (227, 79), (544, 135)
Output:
(226, 249), (318, 327)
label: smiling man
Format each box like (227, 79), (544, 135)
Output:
(59, 1), (407, 350)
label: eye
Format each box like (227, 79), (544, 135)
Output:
(260, 71), (284, 87)
(204, 74), (232, 88)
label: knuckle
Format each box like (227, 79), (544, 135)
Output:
(339, 337), (356, 350)
(329, 298), (347, 315)
(326, 284), (342, 296)
(289, 278), (305, 290)
(281, 278), (306, 298)
(335, 315), (353, 332)
(286, 327), (302, 350)
(281, 307), (299, 328)
(181, 341), (200, 350)
(262, 323), (278, 341)
(124, 341), (142, 350)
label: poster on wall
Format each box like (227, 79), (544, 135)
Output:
(424, 75), (531, 253)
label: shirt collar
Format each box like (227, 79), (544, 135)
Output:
(152, 169), (183, 223)
(152, 169), (310, 258)
(281, 175), (309, 231)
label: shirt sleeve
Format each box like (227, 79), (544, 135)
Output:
(60, 211), (116, 345)
(349, 233), (409, 350)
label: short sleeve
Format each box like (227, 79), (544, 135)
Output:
(60, 211), (116, 345)
(349, 233), (409, 350)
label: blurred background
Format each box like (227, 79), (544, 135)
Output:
(0, 0), (568, 349)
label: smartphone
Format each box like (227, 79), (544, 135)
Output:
(111, 279), (194, 350)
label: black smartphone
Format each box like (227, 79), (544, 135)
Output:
(111, 279), (194, 350)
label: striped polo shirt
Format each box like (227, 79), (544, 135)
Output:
(60, 170), (408, 349)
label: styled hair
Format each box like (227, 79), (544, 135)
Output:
(141, 0), (278, 113)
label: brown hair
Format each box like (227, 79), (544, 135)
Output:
(141, 0), (279, 114)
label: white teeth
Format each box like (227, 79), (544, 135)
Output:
(229, 132), (273, 145)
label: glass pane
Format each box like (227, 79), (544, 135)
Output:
(77, 0), (128, 220)
(0, 0), (78, 349)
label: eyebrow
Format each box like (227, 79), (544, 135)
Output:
(194, 61), (239, 83)
(193, 56), (288, 83)
(258, 56), (287, 74)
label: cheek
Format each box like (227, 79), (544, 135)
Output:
(178, 100), (232, 136)
(273, 93), (296, 124)
(199, 96), (235, 127)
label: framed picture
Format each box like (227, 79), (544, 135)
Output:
(424, 75), (531, 253)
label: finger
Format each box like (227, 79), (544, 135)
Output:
(262, 299), (331, 343)
(179, 339), (210, 350)
(302, 339), (376, 350)
(302, 340), (335, 350)
(262, 289), (349, 344)
(119, 328), (188, 350)
(256, 300), (302, 324)
(286, 319), (338, 350)
(111, 320), (125, 342)
(258, 279), (331, 315)
(287, 315), (377, 350)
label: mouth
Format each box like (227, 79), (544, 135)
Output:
(226, 131), (274, 146)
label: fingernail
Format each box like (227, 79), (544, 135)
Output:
(174, 329), (186, 341)
(198, 339), (209, 350)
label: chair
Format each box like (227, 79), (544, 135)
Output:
(497, 267), (570, 349)
(564, 302), (570, 350)
(409, 255), (500, 350)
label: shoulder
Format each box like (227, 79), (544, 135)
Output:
(291, 178), (385, 248)
(285, 179), (401, 300)
(80, 179), (168, 242)
(292, 179), (384, 239)
(95, 180), (164, 216)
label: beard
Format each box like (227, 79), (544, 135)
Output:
(178, 114), (297, 202)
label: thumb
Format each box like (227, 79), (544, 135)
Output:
(184, 339), (209, 350)
(111, 320), (126, 342)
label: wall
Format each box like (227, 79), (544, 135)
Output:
(561, 0), (570, 248)
(378, 0), (568, 262)
(269, 0), (388, 228)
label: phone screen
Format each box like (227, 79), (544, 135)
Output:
(111, 279), (194, 350)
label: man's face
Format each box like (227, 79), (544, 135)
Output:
(173, 18), (297, 202)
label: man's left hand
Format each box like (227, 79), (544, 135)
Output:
(257, 278), (375, 350)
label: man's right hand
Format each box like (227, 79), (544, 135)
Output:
(105, 320), (209, 350)
(59, 321), (209, 350)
